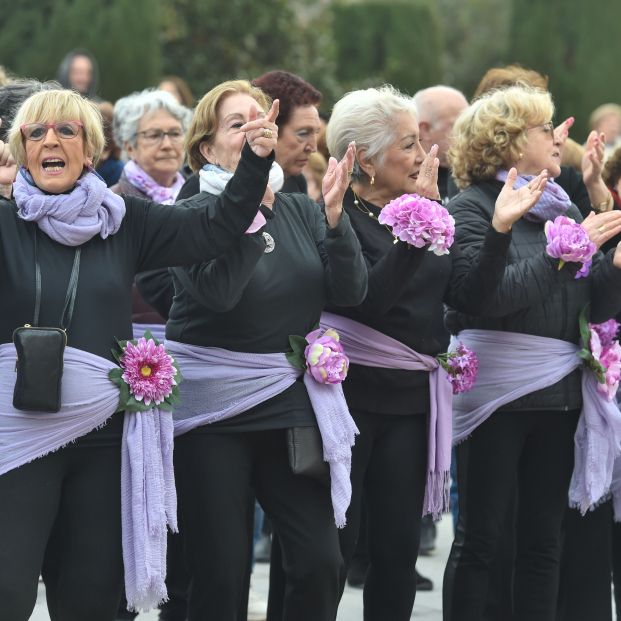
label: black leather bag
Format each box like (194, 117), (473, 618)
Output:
(12, 230), (80, 413)
(286, 426), (330, 484)
(12, 326), (67, 412)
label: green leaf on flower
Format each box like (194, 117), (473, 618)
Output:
(286, 350), (306, 370)
(289, 334), (307, 355)
(579, 304), (592, 349)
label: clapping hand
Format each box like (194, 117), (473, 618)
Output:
(0, 119), (17, 197)
(322, 142), (356, 229)
(240, 100), (279, 159)
(582, 130), (606, 187)
(492, 168), (549, 233)
(414, 144), (440, 200)
(582, 210), (621, 249)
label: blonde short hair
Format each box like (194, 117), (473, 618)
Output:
(8, 89), (105, 167)
(186, 80), (271, 172)
(449, 85), (554, 189)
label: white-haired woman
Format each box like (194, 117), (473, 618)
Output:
(0, 87), (279, 621)
(442, 85), (621, 621)
(324, 85), (548, 621)
(111, 89), (191, 203)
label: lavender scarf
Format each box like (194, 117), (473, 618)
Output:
(123, 160), (184, 205)
(320, 312), (453, 519)
(12, 167), (125, 246)
(0, 344), (176, 612)
(165, 339), (358, 528)
(452, 329), (621, 515)
(496, 169), (572, 222)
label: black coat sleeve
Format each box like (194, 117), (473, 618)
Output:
(135, 268), (175, 319)
(304, 198), (367, 307)
(130, 143), (271, 272)
(450, 189), (581, 317)
(589, 249), (621, 322)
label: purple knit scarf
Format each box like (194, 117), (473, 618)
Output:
(452, 329), (621, 515)
(496, 169), (572, 222)
(0, 343), (176, 612)
(165, 339), (358, 528)
(12, 167), (125, 246)
(123, 160), (184, 205)
(320, 312), (453, 519)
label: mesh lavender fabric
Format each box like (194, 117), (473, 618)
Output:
(133, 322), (166, 342)
(320, 312), (453, 519)
(165, 339), (358, 528)
(0, 343), (175, 612)
(452, 329), (621, 514)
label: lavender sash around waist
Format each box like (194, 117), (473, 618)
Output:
(452, 329), (621, 514)
(0, 343), (176, 612)
(133, 322), (166, 343)
(165, 339), (358, 528)
(320, 312), (453, 519)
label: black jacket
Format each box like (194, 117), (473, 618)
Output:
(446, 178), (621, 411)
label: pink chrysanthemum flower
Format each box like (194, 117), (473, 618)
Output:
(378, 193), (455, 255)
(120, 337), (178, 406)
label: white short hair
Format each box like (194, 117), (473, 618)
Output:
(326, 85), (418, 182)
(113, 89), (192, 157)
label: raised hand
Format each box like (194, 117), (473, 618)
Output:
(582, 130), (606, 187)
(322, 141), (356, 229)
(0, 119), (17, 197)
(582, 210), (621, 249)
(414, 144), (440, 200)
(554, 117), (574, 154)
(492, 168), (548, 233)
(239, 99), (279, 159)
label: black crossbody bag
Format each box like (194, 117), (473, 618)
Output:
(12, 230), (81, 412)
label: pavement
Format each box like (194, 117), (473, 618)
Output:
(30, 517), (452, 620)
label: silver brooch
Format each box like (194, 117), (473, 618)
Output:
(262, 231), (275, 253)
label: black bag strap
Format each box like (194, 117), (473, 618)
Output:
(33, 229), (81, 330)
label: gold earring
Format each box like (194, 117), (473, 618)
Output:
(370, 175), (375, 186)
(518, 152), (523, 160)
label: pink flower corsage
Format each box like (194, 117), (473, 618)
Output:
(437, 343), (479, 394)
(287, 328), (349, 385)
(109, 332), (181, 411)
(544, 215), (597, 279)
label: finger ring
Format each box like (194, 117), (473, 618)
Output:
(348, 169), (354, 175)
(599, 225), (607, 233)
(262, 128), (273, 139)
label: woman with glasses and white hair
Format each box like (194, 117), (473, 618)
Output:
(111, 89), (191, 203)
(0, 86), (280, 621)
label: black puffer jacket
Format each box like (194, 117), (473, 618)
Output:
(446, 178), (621, 412)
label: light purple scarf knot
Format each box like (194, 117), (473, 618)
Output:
(123, 160), (184, 205)
(13, 167), (126, 246)
(0, 343), (176, 612)
(165, 339), (358, 528)
(320, 312), (453, 519)
(496, 169), (572, 222)
(452, 329), (621, 515)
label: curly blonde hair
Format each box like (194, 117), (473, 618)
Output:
(449, 85), (554, 189)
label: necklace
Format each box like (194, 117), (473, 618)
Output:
(352, 190), (398, 244)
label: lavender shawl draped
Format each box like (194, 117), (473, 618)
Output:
(0, 343), (176, 612)
(12, 168), (125, 246)
(165, 339), (358, 528)
(320, 312), (453, 519)
(452, 329), (621, 514)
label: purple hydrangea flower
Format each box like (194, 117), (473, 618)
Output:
(544, 215), (596, 277)
(438, 343), (479, 394)
(378, 193), (455, 255)
(304, 328), (349, 384)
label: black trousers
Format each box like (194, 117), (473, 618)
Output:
(0, 445), (124, 621)
(337, 411), (428, 621)
(556, 501), (612, 621)
(443, 409), (579, 621)
(174, 428), (342, 621)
